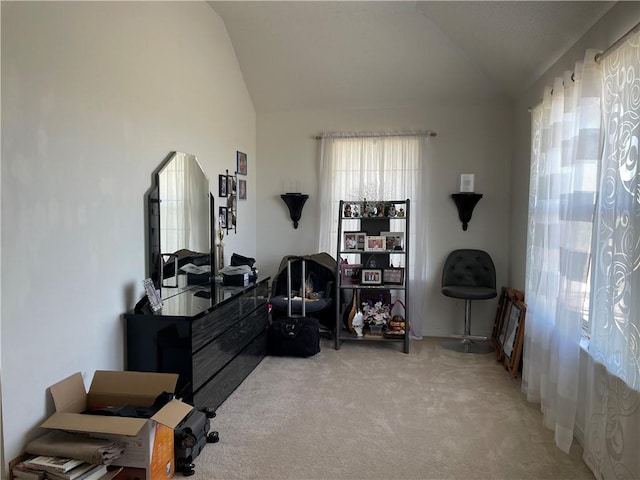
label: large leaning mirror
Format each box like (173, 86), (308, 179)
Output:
(148, 151), (214, 291)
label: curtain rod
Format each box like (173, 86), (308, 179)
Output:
(528, 20), (640, 112)
(314, 131), (436, 140)
(595, 20), (640, 63)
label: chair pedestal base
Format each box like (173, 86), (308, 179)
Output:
(441, 337), (494, 354)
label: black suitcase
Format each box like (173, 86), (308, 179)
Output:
(267, 258), (321, 357)
(174, 409), (219, 476)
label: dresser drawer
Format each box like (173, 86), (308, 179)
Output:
(238, 282), (270, 315)
(193, 332), (267, 411)
(191, 327), (239, 391)
(192, 300), (239, 352)
(238, 307), (269, 350)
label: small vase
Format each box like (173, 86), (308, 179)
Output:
(354, 324), (364, 337)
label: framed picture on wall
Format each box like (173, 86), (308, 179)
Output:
(219, 206), (228, 228)
(237, 151), (247, 175)
(239, 179), (247, 200)
(218, 175), (228, 197)
(227, 174), (237, 195)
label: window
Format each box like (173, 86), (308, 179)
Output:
(317, 132), (432, 338)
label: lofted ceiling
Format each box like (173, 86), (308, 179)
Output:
(208, 1), (615, 112)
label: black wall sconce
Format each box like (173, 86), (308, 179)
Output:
(281, 193), (309, 229)
(451, 193), (482, 231)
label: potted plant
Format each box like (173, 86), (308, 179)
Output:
(362, 300), (390, 336)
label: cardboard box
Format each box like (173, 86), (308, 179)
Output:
(41, 371), (194, 480)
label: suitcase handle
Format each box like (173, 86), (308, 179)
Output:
(287, 258), (306, 317)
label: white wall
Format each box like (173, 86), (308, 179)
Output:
(1, 1), (256, 468)
(510, 1), (640, 289)
(256, 103), (513, 337)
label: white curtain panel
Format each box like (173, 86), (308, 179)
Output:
(583, 30), (640, 480)
(318, 132), (432, 338)
(524, 49), (602, 454)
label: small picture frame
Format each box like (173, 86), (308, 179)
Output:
(502, 299), (526, 377)
(343, 231), (365, 251)
(219, 206), (228, 228)
(238, 179), (247, 200)
(218, 175), (228, 197)
(237, 151), (247, 175)
(361, 268), (383, 285)
(383, 267), (405, 285)
(340, 263), (362, 285)
(143, 278), (163, 312)
(227, 175), (237, 195)
(381, 232), (404, 251)
(364, 235), (386, 252)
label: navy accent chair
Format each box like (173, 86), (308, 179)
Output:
(441, 249), (497, 353)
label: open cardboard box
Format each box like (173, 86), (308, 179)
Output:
(41, 370), (194, 480)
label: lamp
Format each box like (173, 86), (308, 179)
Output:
(281, 193), (309, 229)
(451, 193), (482, 231)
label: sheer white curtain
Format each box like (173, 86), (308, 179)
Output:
(317, 132), (432, 338)
(524, 50), (602, 453)
(583, 30), (640, 479)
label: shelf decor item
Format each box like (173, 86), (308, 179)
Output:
(381, 232), (404, 251)
(361, 299), (390, 326)
(383, 267), (405, 285)
(340, 263), (362, 285)
(364, 235), (386, 251)
(361, 268), (383, 285)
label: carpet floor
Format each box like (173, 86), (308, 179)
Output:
(188, 337), (594, 480)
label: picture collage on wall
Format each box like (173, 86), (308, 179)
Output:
(217, 150), (248, 233)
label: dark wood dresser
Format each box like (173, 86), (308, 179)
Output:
(125, 277), (270, 413)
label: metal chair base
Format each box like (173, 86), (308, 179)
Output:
(441, 337), (494, 354)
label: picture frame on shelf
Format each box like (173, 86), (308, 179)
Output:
(236, 151), (247, 175)
(364, 235), (386, 252)
(343, 231), (365, 251)
(218, 175), (228, 197)
(361, 268), (383, 285)
(381, 232), (404, 251)
(340, 263), (362, 285)
(383, 267), (405, 285)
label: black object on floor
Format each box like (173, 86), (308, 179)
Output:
(267, 257), (321, 357)
(174, 408), (219, 476)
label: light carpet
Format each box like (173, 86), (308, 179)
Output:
(190, 337), (593, 480)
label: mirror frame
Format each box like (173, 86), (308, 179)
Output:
(146, 152), (215, 290)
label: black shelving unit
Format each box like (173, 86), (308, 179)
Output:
(335, 199), (410, 354)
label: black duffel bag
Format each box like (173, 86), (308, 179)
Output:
(267, 316), (320, 357)
(267, 257), (320, 357)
